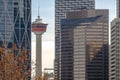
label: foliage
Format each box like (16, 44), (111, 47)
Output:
(0, 44), (30, 80)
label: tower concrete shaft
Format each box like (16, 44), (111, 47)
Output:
(36, 34), (42, 76)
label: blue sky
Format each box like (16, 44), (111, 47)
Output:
(32, 0), (116, 22)
(32, 0), (116, 69)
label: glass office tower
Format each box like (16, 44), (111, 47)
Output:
(61, 10), (109, 80)
(0, 0), (31, 79)
(55, 0), (95, 80)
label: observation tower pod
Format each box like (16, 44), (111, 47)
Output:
(32, 16), (47, 34)
(32, 16), (48, 76)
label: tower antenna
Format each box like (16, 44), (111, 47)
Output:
(38, 0), (40, 19)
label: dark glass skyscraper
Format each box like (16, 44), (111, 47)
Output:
(61, 9), (109, 80)
(0, 0), (31, 79)
(55, 0), (95, 80)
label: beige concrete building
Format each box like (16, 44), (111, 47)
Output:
(110, 18), (120, 80)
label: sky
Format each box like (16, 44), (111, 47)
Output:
(31, 0), (116, 71)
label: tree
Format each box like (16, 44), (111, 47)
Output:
(0, 44), (31, 80)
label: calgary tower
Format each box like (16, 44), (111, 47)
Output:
(32, 13), (48, 76)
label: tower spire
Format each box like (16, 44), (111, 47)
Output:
(38, 0), (40, 19)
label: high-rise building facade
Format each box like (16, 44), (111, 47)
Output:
(55, 0), (95, 80)
(117, 0), (120, 17)
(110, 18), (120, 80)
(61, 10), (109, 80)
(0, 0), (31, 79)
(109, 0), (120, 80)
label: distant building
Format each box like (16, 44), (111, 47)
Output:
(0, 0), (31, 79)
(61, 9), (109, 80)
(55, 0), (95, 80)
(117, 0), (120, 17)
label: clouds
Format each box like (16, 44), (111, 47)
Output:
(32, 40), (54, 70)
